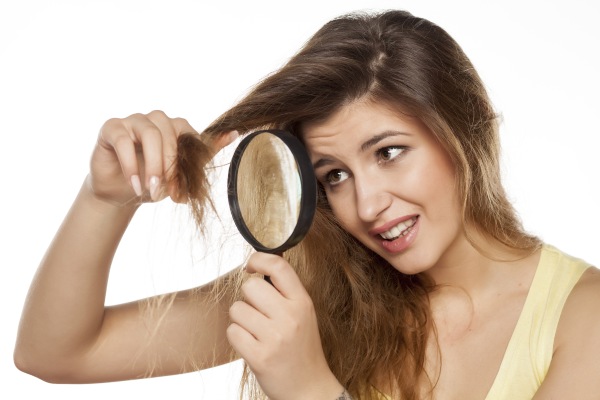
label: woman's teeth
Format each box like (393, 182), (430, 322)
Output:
(379, 217), (417, 240)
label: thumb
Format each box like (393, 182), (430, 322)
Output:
(211, 130), (239, 153)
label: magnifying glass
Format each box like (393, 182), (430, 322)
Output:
(227, 129), (317, 283)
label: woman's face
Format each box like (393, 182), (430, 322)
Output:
(302, 100), (465, 275)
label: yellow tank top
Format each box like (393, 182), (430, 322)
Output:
(484, 244), (589, 399)
(377, 244), (590, 399)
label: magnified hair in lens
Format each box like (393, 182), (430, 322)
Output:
(236, 132), (301, 249)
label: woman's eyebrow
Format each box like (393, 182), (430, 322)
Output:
(313, 157), (334, 171)
(313, 131), (410, 171)
(360, 130), (410, 152)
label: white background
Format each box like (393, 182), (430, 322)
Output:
(1, 0), (599, 398)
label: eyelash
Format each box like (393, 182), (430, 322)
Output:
(321, 145), (408, 187)
(376, 145), (407, 164)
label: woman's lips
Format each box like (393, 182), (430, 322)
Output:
(377, 216), (420, 254)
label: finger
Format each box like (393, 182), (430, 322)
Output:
(158, 114), (203, 203)
(123, 114), (164, 200)
(229, 300), (271, 340)
(226, 322), (260, 361)
(216, 130), (239, 150)
(245, 253), (306, 301)
(145, 111), (179, 178)
(240, 277), (285, 319)
(99, 119), (142, 195)
(171, 116), (199, 136)
(205, 130), (239, 155)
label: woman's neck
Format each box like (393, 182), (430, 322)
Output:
(423, 227), (539, 299)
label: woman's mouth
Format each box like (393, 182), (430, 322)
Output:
(378, 216), (418, 240)
(373, 216), (420, 254)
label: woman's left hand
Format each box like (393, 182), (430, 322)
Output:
(227, 252), (344, 400)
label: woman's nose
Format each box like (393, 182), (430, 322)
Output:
(354, 176), (392, 222)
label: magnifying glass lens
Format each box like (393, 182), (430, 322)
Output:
(227, 130), (317, 255)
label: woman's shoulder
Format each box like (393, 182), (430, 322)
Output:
(560, 264), (600, 324)
(530, 248), (600, 398)
(546, 244), (599, 333)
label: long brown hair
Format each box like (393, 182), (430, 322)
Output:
(172, 10), (540, 399)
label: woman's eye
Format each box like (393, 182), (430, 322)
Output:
(377, 146), (406, 163)
(325, 169), (349, 186)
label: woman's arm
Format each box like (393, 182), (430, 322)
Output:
(14, 111), (239, 383)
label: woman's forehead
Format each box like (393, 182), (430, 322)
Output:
(301, 101), (423, 145)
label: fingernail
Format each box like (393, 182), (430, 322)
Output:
(130, 175), (143, 197)
(149, 176), (160, 201)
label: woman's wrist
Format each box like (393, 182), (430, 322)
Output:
(83, 175), (140, 213)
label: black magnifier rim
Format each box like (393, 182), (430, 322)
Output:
(227, 129), (317, 254)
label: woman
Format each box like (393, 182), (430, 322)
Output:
(14, 9), (600, 400)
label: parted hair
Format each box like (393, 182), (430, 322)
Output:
(170, 9), (540, 399)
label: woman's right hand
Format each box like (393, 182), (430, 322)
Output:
(14, 111), (240, 383)
(88, 110), (237, 206)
